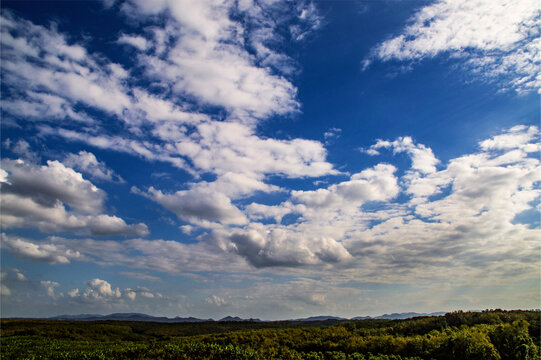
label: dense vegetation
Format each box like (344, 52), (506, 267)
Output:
(1, 310), (539, 359)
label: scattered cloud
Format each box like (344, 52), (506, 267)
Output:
(364, 0), (541, 93)
(324, 127), (342, 144)
(1, 127), (538, 286)
(0, 9), (337, 235)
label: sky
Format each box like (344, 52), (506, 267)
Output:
(0, 0), (539, 320)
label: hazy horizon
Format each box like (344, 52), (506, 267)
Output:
(1, 0), (539, 320)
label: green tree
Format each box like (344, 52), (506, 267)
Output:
(490, 320), (540, 360)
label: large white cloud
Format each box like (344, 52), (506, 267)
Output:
(0, 159), (148, 236)
(364, 0), (541, 93)
(1, 159), (105, 214)
(124, 0), (304, 120)
(226, 226), (352, 267)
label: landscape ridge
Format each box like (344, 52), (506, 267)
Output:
(7, 311), (448, 322)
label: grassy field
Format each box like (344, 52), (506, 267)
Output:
(1, 310), (539, 359)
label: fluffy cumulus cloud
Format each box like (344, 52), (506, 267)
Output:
(0, 158), (148, 236)
(1, 158), (105, 214)
(224, 225), (352, 267)
(66, 279), (162, 304)
(364, 0), (541, 93)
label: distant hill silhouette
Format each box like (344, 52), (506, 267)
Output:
(292, 316), (348, 321)
(7, 311), (448, 322)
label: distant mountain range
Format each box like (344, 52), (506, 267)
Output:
(364, 312), (446, 320)
(49, 313), (214, 322)
(9, 311), (447, 322)
(291, 316), (348, 321)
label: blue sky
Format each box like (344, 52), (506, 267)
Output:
(0, 0), (539, 320)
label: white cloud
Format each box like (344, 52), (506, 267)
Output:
(290, 2), (323, 41)
(87, 278), (120, 298)
(122, 0), (303, 120)
(175, 121), (337, 178)
(124, 290), (137, 300)
(1, 284), (11, 296)
(1, 9), (338, 232)
(292, 164), (400, 210)
(9, 234), (245, 275)
(138, 171), (284, 228)
(6, 139), (40, 163)
(2, 127), (538, 287)
(118, 271), (161, 282)
(0, 169), (9, 184)
(142, 186), (248, 227)
(365, 0), (541, 93)
(245, 202), (293, 224)
(41, 280), (60, 298)
(1, 233), (79, 264)
(1, 159), (106, 214)
(226, 226), (352, 268)
(65, 279), (149, 303)
(0, 158), (148, 236)
(0, 17), (131, 116)
(324, 127), (342, 141)
(480, 125), (540, 151)
(368, 137), (439, 174)
(117, 34), (148, 50)
(63, 151), (124, 183)
(15, 271), (26, 281)
(1, 91), (95, 124)
(205, 295), (226, 307)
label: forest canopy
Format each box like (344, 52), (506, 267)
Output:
(1, 310), (539, 359)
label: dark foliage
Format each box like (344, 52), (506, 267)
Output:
(1, 310), (539, 359)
